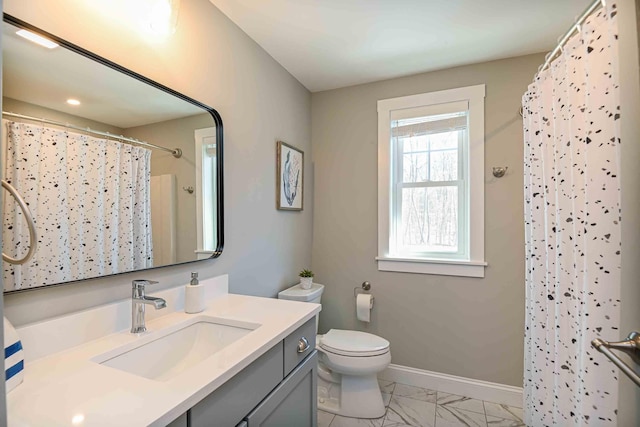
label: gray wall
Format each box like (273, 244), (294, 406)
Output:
(3, 0), (312, 326)
(311, 53), (544, 387)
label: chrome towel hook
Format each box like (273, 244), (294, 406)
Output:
(2, 180), (37, 265)
(492, 167), (508, 178)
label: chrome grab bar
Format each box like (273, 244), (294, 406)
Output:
(2, 179), (37, 265)
(592, 332), (640, 387)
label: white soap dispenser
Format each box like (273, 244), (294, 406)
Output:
(185, 272), (205, 314)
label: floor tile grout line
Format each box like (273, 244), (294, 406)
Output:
(435, 402), (490, 427)
(390, 394), (438, 404)
(433, 402), (437, 427)
(323, 380), (525, 426)
(483, 400), (489, 426)
(436, 403), (486, 417)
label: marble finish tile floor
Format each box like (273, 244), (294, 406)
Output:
(317, 380), (524, 427)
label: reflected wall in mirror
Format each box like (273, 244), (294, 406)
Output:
(1, 15), (224, 293)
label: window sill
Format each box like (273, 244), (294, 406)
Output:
(375, 256), (487, 278)
(195, 249), (215, 260)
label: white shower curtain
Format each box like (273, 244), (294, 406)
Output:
(3, 121), (153, 290)
(522, 2), (621, 425)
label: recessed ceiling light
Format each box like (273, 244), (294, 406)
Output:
(16, 29), (59, 49)
(66, 99), (81, 106)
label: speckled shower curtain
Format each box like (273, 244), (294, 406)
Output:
(2, 121), (153, 290)
(522, 3), (621, 425)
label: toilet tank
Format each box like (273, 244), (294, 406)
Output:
(278, 283), (324, 332)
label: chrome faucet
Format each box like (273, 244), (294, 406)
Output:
(131, 280), (167, 333)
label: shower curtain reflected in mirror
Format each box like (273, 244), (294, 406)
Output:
(2, 121), (153, 291)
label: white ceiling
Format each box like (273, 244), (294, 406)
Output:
(2, 22), (204, 128)
(208, 0), (591, 92)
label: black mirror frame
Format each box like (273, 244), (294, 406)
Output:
(2, 14), (224, 294)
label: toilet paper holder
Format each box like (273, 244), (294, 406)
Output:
(354, 281), (373, 302)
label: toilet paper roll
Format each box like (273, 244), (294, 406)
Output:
(356, 293), (373, 322)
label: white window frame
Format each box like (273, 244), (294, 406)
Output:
(376, 85), (487, 278)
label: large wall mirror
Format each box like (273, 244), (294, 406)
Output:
(1, 15), (224, 293)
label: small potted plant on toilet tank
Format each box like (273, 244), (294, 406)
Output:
(299, 269), (314, 289)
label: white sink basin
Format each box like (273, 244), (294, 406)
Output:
(93, 316), (259, 381)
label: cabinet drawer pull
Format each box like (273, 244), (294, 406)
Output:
(297, 337), (310, 353)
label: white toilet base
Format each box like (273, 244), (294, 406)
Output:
(317, 364), (386, 419)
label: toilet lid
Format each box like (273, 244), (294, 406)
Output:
(320, 329), (389, 356)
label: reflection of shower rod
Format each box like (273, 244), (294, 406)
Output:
(2, 111), (183, 158)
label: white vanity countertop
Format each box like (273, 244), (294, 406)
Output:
(7, 292), (320, 427)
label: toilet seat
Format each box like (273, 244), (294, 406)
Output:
(320, 329), (390, 357)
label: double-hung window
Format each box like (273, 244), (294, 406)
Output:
(377, 85), (486, 277)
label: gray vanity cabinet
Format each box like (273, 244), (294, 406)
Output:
(283, 317), (316, 376)
(189, 345), (285, 427)
(245, 352), (317, 427)
(184, 318), (317, 427)
(167, 413), (188, 427)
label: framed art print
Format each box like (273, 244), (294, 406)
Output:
(276, 141), (303, 211)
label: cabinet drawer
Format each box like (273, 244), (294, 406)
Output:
(246, 351), (318, 427)
(283, 318), (316, 376)
(189, 344), (284, 427)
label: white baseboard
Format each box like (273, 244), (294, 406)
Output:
(379, 364), (523, 408)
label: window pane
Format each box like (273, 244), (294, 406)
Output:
(202, 145), (216, 251)
(429, 149), (457, 181)
(401, 135), (428, 153)
(403, 153), (428, 182)
(429, 130), (460, 150)
(398, 132), (459, 183)
(400, 186), (458, 252)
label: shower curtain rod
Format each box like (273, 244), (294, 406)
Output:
(536, 0), (606, 78)
(2, 111), (183, 158)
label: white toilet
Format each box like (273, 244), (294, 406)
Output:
(278, 283), (391, 419)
